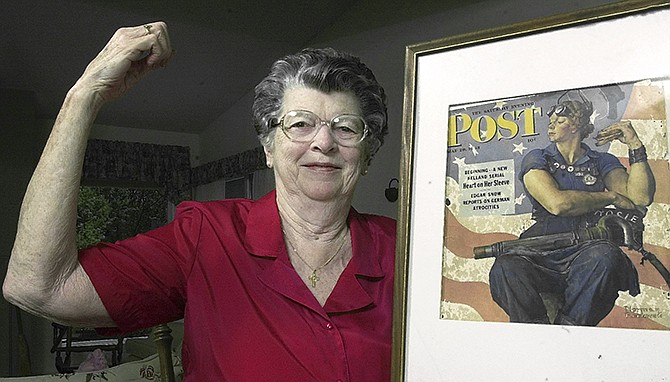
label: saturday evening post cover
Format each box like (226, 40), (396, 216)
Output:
(441, 79), (670, 330)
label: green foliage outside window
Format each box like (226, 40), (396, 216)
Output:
(76, 186), (167, 249)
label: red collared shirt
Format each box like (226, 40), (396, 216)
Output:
(80, 191), (396, 381)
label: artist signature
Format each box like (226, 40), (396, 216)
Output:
(624, 306), (663, 319)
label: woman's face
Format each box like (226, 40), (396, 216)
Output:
(265, 86), (366, 202)
(547, 114), (579, 143)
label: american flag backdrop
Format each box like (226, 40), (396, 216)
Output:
(441, 79), (670, 330)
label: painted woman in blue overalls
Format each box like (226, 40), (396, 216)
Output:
(489, 98), (655, 325)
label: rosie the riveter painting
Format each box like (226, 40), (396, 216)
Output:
(441, 79), (670, 330)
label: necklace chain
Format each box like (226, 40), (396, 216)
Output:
(282, 228), (349, 288)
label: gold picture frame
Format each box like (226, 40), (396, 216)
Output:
(392, 1), (670, 380)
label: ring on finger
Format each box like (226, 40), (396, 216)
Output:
(144, 24), (152, 35)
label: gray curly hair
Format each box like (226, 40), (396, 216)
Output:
(252, 48), (388, 164)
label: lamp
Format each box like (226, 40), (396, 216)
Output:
(385, 178), (399, 202)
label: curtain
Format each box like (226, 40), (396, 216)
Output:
(191, 146), (267, 187)
(82, 140), (269, 204)
(82, 139), (192, 204)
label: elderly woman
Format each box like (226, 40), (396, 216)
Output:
(488, 96), (655, 326)
(3, 22), (395, 381)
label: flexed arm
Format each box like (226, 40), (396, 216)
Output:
(3, 23), (174, 327)
(596, 120), (655, 206)
(523, 168), (636, 217)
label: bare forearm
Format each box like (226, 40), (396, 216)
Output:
(524, 169), (625, 217)
(626, 161), (655, 206)
(4, 87), (100, 312)
(4, 21), (173, 327)
(542, 189), (618, 217)
(600, 125), (656, 206)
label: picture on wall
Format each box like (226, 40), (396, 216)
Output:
(441, 79), (670, 330)
(392, 2), (670, 380)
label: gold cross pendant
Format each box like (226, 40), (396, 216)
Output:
(309, 270), (319, 288)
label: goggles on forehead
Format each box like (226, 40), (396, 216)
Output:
(546, 89), (593, 118)
(547, 104), (571, 118)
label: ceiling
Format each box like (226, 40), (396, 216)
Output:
(1, 0), (465, 134)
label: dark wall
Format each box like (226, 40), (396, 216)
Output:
(0, 89), (46, 376)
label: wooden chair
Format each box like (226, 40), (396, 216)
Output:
(151, 324), (176, 382)
(48, 322), (176, 381)
(15, 307), (32, 376)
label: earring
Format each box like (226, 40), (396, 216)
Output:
(266, 162), (273, 168)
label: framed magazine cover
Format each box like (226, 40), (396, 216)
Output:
(392, 1), (670, 381)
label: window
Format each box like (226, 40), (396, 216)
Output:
(55, 185), (168, 372)
(77, 185), (168, 248)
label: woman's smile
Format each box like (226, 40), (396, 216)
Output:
(303, 161), (341, 171)
(267, 87), (365, 202)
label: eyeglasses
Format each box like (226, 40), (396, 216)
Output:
(274, 110), (368, 147)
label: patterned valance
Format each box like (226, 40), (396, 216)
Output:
(191, 146), (267, 187)
(82, 139), (192, 203)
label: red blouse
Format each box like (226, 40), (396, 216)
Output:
(80, 191), (396, 381)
